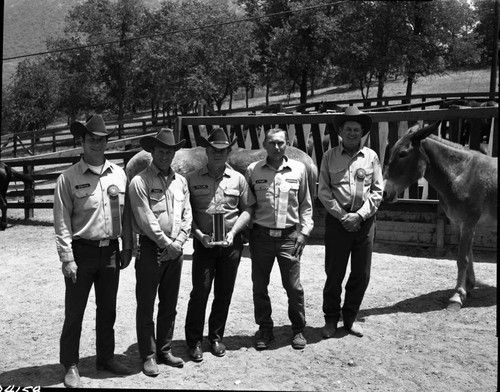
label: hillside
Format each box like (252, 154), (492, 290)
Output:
(2, 0), (162, 86)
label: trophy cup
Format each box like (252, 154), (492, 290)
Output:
(209, 203), (228, 246)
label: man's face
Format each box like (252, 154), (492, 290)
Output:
(151, 146), (175, 172)
(263, 130), (287, 163)
(81, 134), (107, 158)
(339, 121), (363, 150)
(206, 145), (229, 164)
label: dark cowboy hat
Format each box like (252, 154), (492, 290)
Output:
(140, 128), (186, 152)
(333, 106), (373, 136)
(70, 114), (114, 138)
(197, 127), (237, 150)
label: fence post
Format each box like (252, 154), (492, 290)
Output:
(436, 203), (446, 249)
(23, 165), (34, 219)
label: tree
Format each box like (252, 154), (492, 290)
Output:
(4, 59), (60, 135)
(63, 0), (147, 121)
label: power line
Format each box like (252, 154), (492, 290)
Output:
(3, 1), (348, 62)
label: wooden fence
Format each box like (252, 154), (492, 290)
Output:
(1, 91), (497, 158)
(3, 106), (498, 250)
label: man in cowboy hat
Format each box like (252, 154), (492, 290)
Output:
(184, 127), (255, 362)
(127, 128), (192, 376)
(54, 114), (132, 388)
(318, 106), (384, 339)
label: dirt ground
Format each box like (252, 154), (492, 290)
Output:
(0, 209), (497, 391)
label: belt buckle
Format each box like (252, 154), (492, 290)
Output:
(269, 229), (282, 237)
(99, 239), (110, 247)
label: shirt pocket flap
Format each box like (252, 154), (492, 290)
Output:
(74, 188), (95, 198)
(192, 188), (211, 196)
(254, 184), (268, 191)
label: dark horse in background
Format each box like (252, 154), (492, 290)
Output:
(0, 162), (34, 230)
(383, 121), (497, 310)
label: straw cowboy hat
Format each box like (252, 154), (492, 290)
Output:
(197, 127), (237, 150)
(70, 114), (115, 138)
(333, 106), (373, 136)
(140, 128), (186, 152)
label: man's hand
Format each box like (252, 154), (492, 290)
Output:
(200, 234), (214, 248)
(341, 213), (363, 232)
(62, 261), (78, 284)
(120, 249), (132, 269)
(222, 230), (235, 247)
(167, 240), (183, 259)
(292, 233), (308, 258)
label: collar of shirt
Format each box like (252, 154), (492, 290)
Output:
(149, 161), (176, 180)
(200, 163), (232, 179)
(79, 158), (114, 175)
(263, 155), (291, 171)
(339, 143), (366, 158)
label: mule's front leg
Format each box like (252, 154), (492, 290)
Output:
(448, 226), (474, 310)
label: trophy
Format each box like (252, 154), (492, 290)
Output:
(209, 202), (228, 246)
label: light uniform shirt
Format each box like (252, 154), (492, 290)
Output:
(318, 144), (384, 221)
(128, 162), (192, 249)
(187, 163), (256, 235)
(245, 156), (313, 236)
(53, 158), (128, 263)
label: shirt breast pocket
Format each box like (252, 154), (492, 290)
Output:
(330, 168), (349, 185)
(223, 188), (240, 209)
(253, 183), (269, 202)
(150, 194), (167, 214)
(74, 188), (98, 210)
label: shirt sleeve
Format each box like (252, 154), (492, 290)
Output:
(128, 175), (172, 248)
(173, 178), (192, 245)
(298, 164), (314, 236)
(53, 173), (75, 263)
(355, 153), (384, 220)
(121, 181), (134, 250)
(318, 153), (348, 220)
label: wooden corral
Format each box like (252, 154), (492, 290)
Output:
(2, 106), (497, 251)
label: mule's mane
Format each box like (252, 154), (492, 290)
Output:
(426, 133), (470, 152)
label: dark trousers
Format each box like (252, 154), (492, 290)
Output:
(135, 237), (183, 361)
(184, 236), (242, 348)
(323, 213), (375, 325)
(60, 240), (120, 368)
(249, 228), (305, 333)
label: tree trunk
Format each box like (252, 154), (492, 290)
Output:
(299, 71), (308, 104)
(405, 73), (414, 103)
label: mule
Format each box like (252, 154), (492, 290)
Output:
(125, 146), (318, 199)
(383, 121), (497, 310)
(0, 162), (34, 230)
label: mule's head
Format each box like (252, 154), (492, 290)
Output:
(383, 121), (440, 202)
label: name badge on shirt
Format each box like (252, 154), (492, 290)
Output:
(75, 183), (91, 189)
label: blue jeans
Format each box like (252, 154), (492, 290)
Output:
(184, 236), (242, 347)
(60, 240), (120, 367)
(249, 227), (305, 333)
(135, 236), (183, 361)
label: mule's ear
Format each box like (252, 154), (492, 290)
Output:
(410, 121), (441, 145)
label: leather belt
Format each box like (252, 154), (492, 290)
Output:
(74, 238), (118, 248)
(252, 223), (296, 237)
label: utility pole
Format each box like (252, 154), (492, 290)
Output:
(490, 0), (499, 99)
